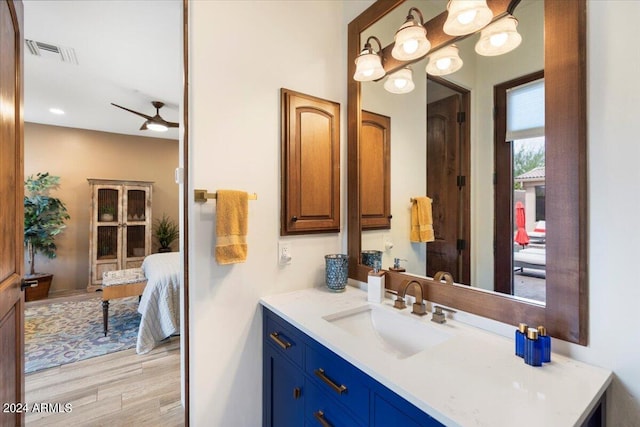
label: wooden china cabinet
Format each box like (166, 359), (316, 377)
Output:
(87, 179), (153, 291)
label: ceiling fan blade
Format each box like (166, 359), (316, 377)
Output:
(111, 103), (153, 120)
(167, 122), (179, 128)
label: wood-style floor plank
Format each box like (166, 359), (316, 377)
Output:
(25, 337), (183, 426)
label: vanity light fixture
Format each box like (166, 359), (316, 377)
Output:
(475, 15), (522, 56)
(383, 67), (415, 94)
(443, 0), (493, 36)
(391, 7), (431, 61)
(425, 45), (463, 76)
(354, 36), (385, 82)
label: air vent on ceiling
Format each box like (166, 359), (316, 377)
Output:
(25, 39), (78, 65)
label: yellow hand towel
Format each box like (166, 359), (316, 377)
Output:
(215, 190), (249, 264)
(410, 197), (435, 243)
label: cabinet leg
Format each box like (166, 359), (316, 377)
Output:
(102, 300), (109, 336)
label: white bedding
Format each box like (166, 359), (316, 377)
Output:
(137, 252), (181, 354)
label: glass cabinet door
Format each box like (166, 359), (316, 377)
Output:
(123, 187), (150, 261)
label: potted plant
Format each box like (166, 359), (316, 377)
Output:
(23, 172), (70, 301)
(153, 213), (179, 253)
(100, 206), (115, 222)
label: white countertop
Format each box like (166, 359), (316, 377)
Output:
(260, 286), (612, 427)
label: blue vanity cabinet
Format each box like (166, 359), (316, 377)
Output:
(263, 307), (444, 427)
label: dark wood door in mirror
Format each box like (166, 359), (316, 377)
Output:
(361, 110), (391, 230)
(281, 88), (340, 235)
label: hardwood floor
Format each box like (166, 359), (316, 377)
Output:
(25, 332), (183, 426)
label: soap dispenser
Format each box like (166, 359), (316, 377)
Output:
(524, 327), (542, 367)
(515, 323), (527, 358)
(367, 261), (385, 303)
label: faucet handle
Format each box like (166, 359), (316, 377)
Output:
(431, 305), (457, 324)
(411, 301), (427, 316)
(393, 296), (406, 310)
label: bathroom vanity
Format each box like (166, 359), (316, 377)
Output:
(261, 287), (611, 426)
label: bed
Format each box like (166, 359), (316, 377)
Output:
(137, 252), (181, 354)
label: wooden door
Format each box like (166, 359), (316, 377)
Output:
(426, 94), (463, 281)
(361, 110), (391, 230)
(0, 1), (24, 426)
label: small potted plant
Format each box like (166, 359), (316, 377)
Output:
(100, 206), (115, 222)
(153, 213), (179, 253)
(24, 173), (70, 301)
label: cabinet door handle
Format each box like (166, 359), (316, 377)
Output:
(291, 216), (298, 222)
(314, 368), (347, 395)
(293, 387), (301, 400)
(269, 332), (292, 350)
(313, 410), (333, 427)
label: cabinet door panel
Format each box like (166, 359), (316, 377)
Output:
(281, 88), (340, 235)
(361, 110), (391, 230)
(263, 343), (304, 427)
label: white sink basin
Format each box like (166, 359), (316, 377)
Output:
(323, 305), (452, 359)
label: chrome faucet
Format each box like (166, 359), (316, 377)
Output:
(399, 279), (427, 316)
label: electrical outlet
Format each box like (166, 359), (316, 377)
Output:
(278, 241), (292, 265)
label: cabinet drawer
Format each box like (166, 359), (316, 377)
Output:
(305, 344), (369, 423)
(264, 309), (304, 367)
(305, 380), (365, 427)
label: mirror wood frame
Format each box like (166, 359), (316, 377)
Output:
(347, 0), (587, 344)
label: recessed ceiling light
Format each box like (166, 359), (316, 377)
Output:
(49, 108), (65, 115)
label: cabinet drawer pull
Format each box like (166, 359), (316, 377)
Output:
(314, 368), (347, 395)
(293, 387), (301, 399)
(269, 332), (291, 350)
(313, 410), (333, 427)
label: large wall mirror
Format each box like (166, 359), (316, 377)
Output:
(348, 0), (587, 344)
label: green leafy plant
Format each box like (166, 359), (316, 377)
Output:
(100, 206), (115, 215)
(24, 173), (70, 276)
(153, 213), (179, 250)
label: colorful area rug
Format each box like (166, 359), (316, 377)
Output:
(25, 296), (140, 374)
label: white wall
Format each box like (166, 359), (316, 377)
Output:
(189, 1), (640, 425)
(188, 1), (372, 425)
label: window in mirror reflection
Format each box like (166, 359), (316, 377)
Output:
(499, 77), (546, 303)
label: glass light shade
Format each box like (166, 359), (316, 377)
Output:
(392, 21), (431, 61)
(146, 121), (169, 132)
(426, 45), (463, 76)
(443, 0), (493, 36)
(475, 15), (522, 56)
(354, 50), (385, 81)
(384, 68), (415, 94)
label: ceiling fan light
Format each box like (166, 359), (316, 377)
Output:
(426, 45), (463, 76)
(475, 15), (522, 56)
(146, 121), (168, 132)
(443, 0), (493, 36)
(384, 67), (415, 94)
(391, 9), (431, 61)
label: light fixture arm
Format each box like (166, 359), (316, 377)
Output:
(406, 7), (425, 26)
(364, 35), (383, 54)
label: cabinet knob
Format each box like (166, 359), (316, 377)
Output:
(293, 387), (301, 400)
(291, 216), (298, 222)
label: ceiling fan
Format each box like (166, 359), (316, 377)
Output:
(111, 101), (179, 132)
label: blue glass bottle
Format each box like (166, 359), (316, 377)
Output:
(515, 323), (527, 358)
(537, 326), (551, 363)
(524, 328), (542, 367)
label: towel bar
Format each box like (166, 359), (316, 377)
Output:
(194, 189), (258, 203)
